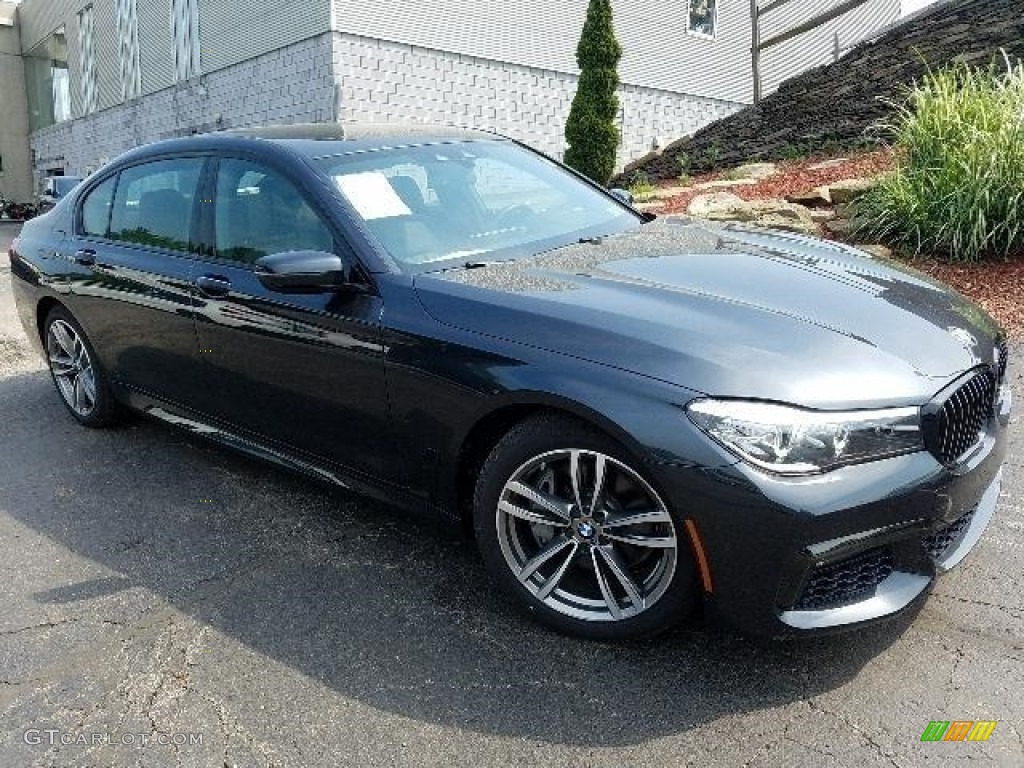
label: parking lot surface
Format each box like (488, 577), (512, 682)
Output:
(1, 221), (1022, 767)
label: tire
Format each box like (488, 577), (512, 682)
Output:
(473, 414), (696, 641)
(43, 305), (121, 428)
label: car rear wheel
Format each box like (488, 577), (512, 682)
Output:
(44, 306), (120, 427)
(473, 415), (695, 640)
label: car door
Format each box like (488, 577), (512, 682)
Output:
(64, 156), (205, 407)
(189, 155), (389, 479)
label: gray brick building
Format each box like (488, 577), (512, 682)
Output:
(2, 0), (900, 198)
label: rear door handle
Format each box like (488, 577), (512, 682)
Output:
(74, 248), (96, 266)
(195, 274), (232, 298)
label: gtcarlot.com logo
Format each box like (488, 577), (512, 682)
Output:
(921, 721), (997, 742)
(23, 729), (203, 747)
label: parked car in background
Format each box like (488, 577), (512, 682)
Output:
(7, 124), (1012, 641)
(38, 175), (84, 212)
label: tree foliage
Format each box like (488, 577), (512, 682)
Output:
(564, 0), (622, 185)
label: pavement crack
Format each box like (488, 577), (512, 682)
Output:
(807, 699), (905, 768)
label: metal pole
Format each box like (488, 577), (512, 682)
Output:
(751, 0), (762, 104)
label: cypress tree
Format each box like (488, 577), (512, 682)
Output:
(564, 0), (622, 185)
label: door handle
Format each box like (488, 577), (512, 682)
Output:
(195, 274), (232, 298)
(74, 248), (96, 266)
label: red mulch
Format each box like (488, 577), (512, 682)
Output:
(650, 149), (1024, 338)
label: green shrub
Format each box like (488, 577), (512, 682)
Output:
(564, 0), (622, 185)
(854, 59), (1024, 261)
(627, 171), (656, 202)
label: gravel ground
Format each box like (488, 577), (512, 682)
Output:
(1, 221), (1022, 767)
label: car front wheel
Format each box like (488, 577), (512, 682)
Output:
(473, 415), (695, 640)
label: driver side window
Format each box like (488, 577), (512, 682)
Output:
(214, 159), (334, 265)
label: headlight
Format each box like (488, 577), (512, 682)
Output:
(686, 399), (923, 475)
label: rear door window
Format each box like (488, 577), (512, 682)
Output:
(80, 175), (117, 238)
(108, 158), (204, 251)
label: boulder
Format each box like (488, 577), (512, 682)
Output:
(692, 178), (759, 190)
(687, 192), (747, 218)
(687, 194), (818, 234)
(827, 178), (877, 204)
(786, 189), (832, 208)
(731, 162), (779, 180)
(852, 244), (893, 259)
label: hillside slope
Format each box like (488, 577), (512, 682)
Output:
(617, 0), (1024, 184)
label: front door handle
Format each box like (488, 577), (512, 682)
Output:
(195, 274), (232, 298)
(74, 248), (96, 266)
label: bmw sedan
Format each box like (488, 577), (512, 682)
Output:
(8, 124), (1012, 640)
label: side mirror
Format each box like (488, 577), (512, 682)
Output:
(255, 250), (351, 294)
(609, 188), (634, 206)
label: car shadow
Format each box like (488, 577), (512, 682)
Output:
(0, 368), (917, 747)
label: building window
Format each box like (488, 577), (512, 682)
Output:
(23, 28), (71, 131)
(689, 0), (717, 38)
(77, 6), (98, 114)
(116, 0), (142, 99)
(170, 0), (201, 81)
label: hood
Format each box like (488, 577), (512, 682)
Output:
(413, 218), (1001, 408)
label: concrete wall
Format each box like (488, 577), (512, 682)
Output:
(29, 33), (336, 187)
(0, 8), (32, 201)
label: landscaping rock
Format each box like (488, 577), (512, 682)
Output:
(692, 178), (759, 190)
(827, 178), (877, 204)
(731, 162), (779, 180)
(786, 189), (832, 208)
(852, 244), (893, 259)
(825, 218), (854, 235)
(687, 194), (818, 234)
(648, 184), (695, 200)
(810, 209), (837, 223)
(687, 193), (747, 219)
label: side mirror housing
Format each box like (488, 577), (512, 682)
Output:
(255, 250), (351, 294)
(609, 188), (634, 206)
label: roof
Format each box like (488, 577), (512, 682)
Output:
(221, 122), (504, 157)
(100, 122), (507, 173)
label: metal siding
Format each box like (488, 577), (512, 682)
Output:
(198, 0), (329, 72)
(18, 0), (71, 52)
(136, 0), (174, 94)
(94, 0), (122, 109)
(332, 0), (751, 103)
(759, 0), (901, 94)
(331, 0), (899, 104)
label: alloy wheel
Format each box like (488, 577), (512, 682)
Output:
(46, 319), (97, 417)
(496, 449), (678, 622)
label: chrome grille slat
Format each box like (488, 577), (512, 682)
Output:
(929, 368), (996, 464)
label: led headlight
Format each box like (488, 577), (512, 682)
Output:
(686, 399), (924, 475)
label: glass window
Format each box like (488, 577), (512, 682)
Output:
(77, 6), (97, 114)
(80, 176), (117, 237)
(317, 141), (640, 270)
(214, 159), (334, 264)
(689, 0), (717, 38)
(109, 158), (203, 251)
(23, 29), (71, 132)
(170, 0), (201, 81)
(115, 0), (142, 100)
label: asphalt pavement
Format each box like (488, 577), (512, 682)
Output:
(1, 221), (1022, 767)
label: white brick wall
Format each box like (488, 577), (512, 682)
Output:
(29, 34), (337, 187)
(332, 33), (741, 168)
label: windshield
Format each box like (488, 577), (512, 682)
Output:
(315, 141), (641, 271)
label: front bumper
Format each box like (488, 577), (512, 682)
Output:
(657, 385), (1011, 637)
